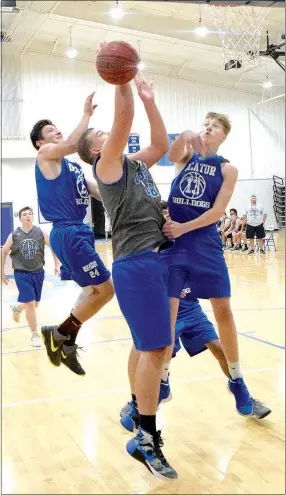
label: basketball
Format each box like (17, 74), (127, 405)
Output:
(96, 41), (139, 85)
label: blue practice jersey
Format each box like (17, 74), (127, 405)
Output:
(168, 153), (227, 231)
(35, 157), (89, 226)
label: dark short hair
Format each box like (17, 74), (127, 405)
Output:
(19, 206), (33, 218)
(30, 119), (54, 150)
(230, 208), (237, 216)
(78, 128), (95, 165)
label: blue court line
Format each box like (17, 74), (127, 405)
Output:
(237, 332), (285, 350)
(2, 336), (132, 355)
(1, 315), (124, 331)
(2, 332), (284, 356)
(1, 307), (285, 333)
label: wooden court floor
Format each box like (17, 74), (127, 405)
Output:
(2, 232), (285, 494)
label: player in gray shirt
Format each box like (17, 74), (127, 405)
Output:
(78, 73), (177, 480)
(2, 206), (60, 347)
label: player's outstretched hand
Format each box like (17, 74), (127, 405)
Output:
(182, 130), (206, 156)
(135, 73), (154, 104)
(84, 92), (97, 117)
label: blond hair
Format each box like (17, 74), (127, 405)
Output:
(205, 112), (231, 135)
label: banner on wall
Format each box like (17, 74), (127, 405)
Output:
(157, 134), (180, 166)
(128, 133), (140, 154)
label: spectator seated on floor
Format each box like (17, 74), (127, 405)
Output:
(231, 216), (248, 251)
(222, 208), (239, 249)
(161, 200), (169, 220)
(217, 212), (231, 244)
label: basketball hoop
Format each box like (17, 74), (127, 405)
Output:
(205, 4), (270, 70)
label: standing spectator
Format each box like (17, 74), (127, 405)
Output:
(243, 195), (267, 254)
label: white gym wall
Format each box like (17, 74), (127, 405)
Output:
(2, 51), (285, 228)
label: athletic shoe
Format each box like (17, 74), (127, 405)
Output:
(10, 304), (22, 323)
(248, 249), (255, 254)
(61, 344), (85, 375)
(241, 245), (248, 252)
(41, 325), (68, 366)
(126, 429), (177, 480)
(31, 333), (42, 347)
(228, 377), (253, 416)
(260, 249), (266, 254)
(159, 374), (172, 405)
(252, 399), (271, 419)
(120, 401), (139, 432)
(120, 403), (164, 447)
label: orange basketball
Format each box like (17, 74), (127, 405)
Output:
(96, 41), (139, 85)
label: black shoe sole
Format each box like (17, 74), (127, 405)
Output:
(129, 448), (177, 480)
(61, 357), (86, 375)
(41, 326), (61, 367)
(255, 409), (272, 420)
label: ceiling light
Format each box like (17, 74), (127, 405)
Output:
(263, 80), (272, 89)
(110, 1), (124, 19)
(195, 24), (208, 37)
(137, 61), (145, 70)
(66, 46), (77, 58)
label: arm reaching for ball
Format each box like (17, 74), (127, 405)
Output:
(38, 93), (97, 163)
(131, 73), (169, 168)
(96, 83), (134, 184)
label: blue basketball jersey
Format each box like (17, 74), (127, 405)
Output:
(168, 153), (227, 226)
(35, 158), (89, 225)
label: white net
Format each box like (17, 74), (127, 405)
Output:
(205, 4), (270, 70)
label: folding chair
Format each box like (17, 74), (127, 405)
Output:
(264, 225), (276, 251)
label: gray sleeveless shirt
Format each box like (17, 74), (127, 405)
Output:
(10, 226), (45, 271)
(93, 155), (171, 260)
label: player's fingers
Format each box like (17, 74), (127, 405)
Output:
(88, 91), (95, 100)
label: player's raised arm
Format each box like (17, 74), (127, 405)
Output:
(131, 73), (168, 168)
(96, 83), (134, 184)
(32, 93), (97, 162)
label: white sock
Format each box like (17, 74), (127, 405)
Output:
(228, 361), (242, 380)
(162, 362), (170, 381)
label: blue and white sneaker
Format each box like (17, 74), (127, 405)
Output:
(228, 377), (253, 416)
(120, 401), (139, 432)
(159, 373), (172, 405)
(126, 429), (178, 480)
(252, 399), (271, 419)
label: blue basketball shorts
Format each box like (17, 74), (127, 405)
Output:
(112, 249), (172, 351)
(162, 231), (231, 299)
(173, 302), (218, 357)
(14, 269), (45, 303)
(50, 224), (110, 288)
